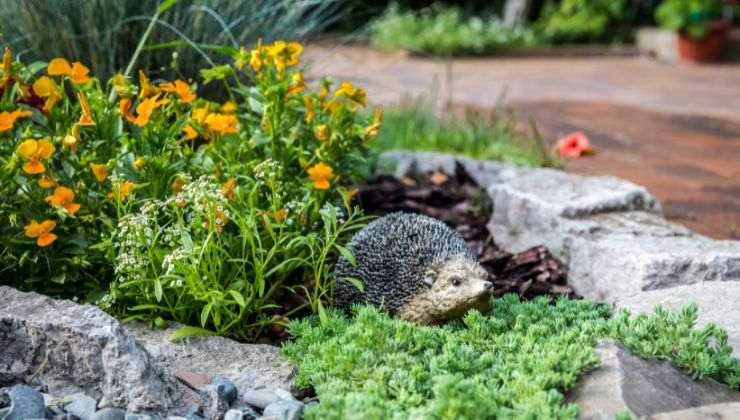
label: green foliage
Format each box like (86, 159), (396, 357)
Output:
(371, 4), (539, 57)
(536, 0), (628, 44)
(372, 101), (562, 168)
(655, 0), (723, 40)
(0, 39), (378, 339)
(0, 0), (342, 81)
(283, 296), (740, 418)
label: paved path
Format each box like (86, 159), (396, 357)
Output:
(304, 44), (740, 239)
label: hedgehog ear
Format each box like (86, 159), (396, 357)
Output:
(422, 267), (438, 288)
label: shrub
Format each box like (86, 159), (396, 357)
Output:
(371, 4), (539, 57)
(0, 0), (342, 81)
(283, 296), (740, 418)
(372, 101), (561, 168)
(0, 39), (379, 338)
(536, 0), (629, 44)
(655, 0), (724, 40)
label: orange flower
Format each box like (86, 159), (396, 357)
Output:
(38, 176), (56, 189)
(32, 76), (61, 112)
(204, 113), (238, 135)
(138, 70), (159, 99)
(159, 79), (196, 103)
(265, 209), (288, 222)
(119, 98), (136, 122)
(17, 138), (54, 174)
(554, 131), (593, 158)
(90, 163), (108, 182)
(222, 178), (236, 200)
(307, 162), (333, 190)
(182, 124), (198, 140)
(132, 94), (170, 127)
(47, 58), (90, 84)
(314, 124), (329, 142)
(0, 108), (32, 132)
(172, 178), (186, 193)
(266, 40), (303, 72)
(24, 219), (58, 247)
(220, 101), (237, 114)
(208, 209), (229, 233)
(46, 186), (81, 214)
(108, 180), (138, 201)
(77, 92), (95, 126)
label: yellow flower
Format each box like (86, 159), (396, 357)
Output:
(265, 209), (288, 222)
(314, 124), (329, 142)
(47, 58), (90, 84)
(220, 101), (237, 114)
(159, 79), (196, 103)
(249, 39), (264, 72)
(365, 107), (383, 139)
(0, 108), (32, 132)
(109, 180), (138, 201)
(77, 92), (95, 126)
(204, 113), (238, 135)
(24, 219), (58, 247)
(182, 124), (198, 141)
(307, 162), (333, 190)
(90, 163), (108, 182)
(38, 176), (56, 189)
(133, 158), (146, 169)
(17, 138), (54, 174)
(119, 98), (136, 123)
(334, 81), (366, 107)
(46, 186), (81, 214)
(303, 96), (314, 124)
(32, 76), (62, 112)
(222, 178), (236, 200)
(266, 40), (303, 72)
(138, 70), (160, 99)
(63, 134), (78, 151)
(287, 72), (306, 95)
(132, 94), (170, 127)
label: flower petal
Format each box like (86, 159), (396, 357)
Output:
(48, 58), (72, 76)
(37, 232), (58, 247)
(23, 160), (45, 174)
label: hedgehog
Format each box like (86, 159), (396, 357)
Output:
(333, 212), (493, 325)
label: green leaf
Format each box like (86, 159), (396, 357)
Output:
(340, 276), (364, 293)
(334, 244), (357, 267)
(169, 325), (217, 342)
(157, 0), (179, 14)
(228, 290), (246, 307)
(154, 279), (163, 302)
(318, 300), (329, 327)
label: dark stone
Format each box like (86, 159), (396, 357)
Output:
(210, 376), (237, 404)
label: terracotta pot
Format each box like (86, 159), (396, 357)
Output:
(677, 20), (729, 63)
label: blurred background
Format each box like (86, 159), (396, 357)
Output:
(1, 0), (738, 239)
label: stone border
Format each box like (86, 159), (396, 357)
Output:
(385, 151), (740, 355)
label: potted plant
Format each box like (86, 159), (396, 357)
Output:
(656, 0), (728, 63)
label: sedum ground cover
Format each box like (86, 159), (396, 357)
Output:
(283, 295), (740, 419)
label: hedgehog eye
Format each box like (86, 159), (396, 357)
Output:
(451, 277), (462, 286)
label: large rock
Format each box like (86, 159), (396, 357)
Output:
(617, 282), (740, 357)
(567, 341), (740, 419)
(0, 286), (171, 412)
(124, 321), (294, 408)
(647, 402), (740, 419)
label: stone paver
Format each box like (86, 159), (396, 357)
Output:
(305, 44), (740, 239)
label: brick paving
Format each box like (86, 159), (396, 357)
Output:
(304, 44), (740, 239)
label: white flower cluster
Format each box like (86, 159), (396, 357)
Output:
(319, 201), (346, 224)
(113, 203), (160, 283)
(253, 158), (280, 180)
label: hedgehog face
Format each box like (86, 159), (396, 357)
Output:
(423, 258), (493, 321)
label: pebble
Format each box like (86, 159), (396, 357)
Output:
(211, 376), (238, 404)
(241, 389), (280, 409)
(124, 414), (161, 420)
(90, 407), (127, 420)
(4, 384), (46, 420)
(261, 399), (305, 420)
(64, 393), (98, 420)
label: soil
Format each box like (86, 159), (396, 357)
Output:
(357, 162), (579, 301)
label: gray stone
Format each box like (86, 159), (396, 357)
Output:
(567, 341), (740, 418)
(0, 287), (171, 412)
(199, 384), (228, 420)
(210, 376), (237, 404)
(241, 389), (280, 410)
(124, 322), (294, 409)
(124, 414), (161, 420)
(617, 282), (740, 357)
(90, 408), (127, 420)
(647, 402), (740, 419)
(3, 384), (45, 420)
(261, 399), (304, 420)
(64, 393), (98, 420)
